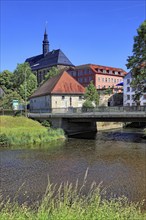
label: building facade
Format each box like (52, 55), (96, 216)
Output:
(29, 71), (85, 112)
(25, 29), (74, 85)
(68, 64), (126, 92)
(123, 71), (146, 106)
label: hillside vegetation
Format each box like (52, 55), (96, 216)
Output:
(0, 116), (65, 147)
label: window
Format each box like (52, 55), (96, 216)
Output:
(132, 87), (135, 92)
(79, 96), (82, 100)
(108, 78), (110, 82)
(105, 78), (107, 82)
(98, 85), (100, 89)
(127, 79), (130, 84)
(103, 70), (106, 73)
(84, 78), (87, 82)
(132, 95), (135, 100)
(62, 96), (65, 100)
(143, 95), (146, 100)
(127, 95), (130, 100)
(102, 78), (104, 82)
(98, 77), (100, 81)
(127, 87), (130, 92)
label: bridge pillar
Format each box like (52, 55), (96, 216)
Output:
(50, 118), (97, 135)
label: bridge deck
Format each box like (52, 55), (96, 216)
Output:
(28, 107), (146, 122)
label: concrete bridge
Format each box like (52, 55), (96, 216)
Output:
(28, 106), (146, 135)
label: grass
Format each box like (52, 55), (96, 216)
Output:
(0, 116), (65, 147)
(0, 176), (145, 220)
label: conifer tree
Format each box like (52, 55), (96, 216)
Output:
(84, 81), (99, 107)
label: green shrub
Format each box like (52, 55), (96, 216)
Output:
(0, 133), (9, 146)
(41, 120), (51, 129)
(0, 116), (65, 147)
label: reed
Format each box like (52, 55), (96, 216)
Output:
(0, 177), (145, 220)
(0, 116), (65, 147)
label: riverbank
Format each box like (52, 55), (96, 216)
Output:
(0, 181), (145, 220)
(97, 122), (123, 131)
(0, 116), (65, 147)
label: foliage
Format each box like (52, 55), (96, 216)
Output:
(41, 120), (51, 129)
(0, 179), (145, 220)
(126, 20), (146, 103)
(0, 116), (65, 147)
(83, 100), (94, 108)
(0, 91), (23, 109)
(44, 66), (60, 81)
(0, 70), (14, 93)
(104, 87), (113, 95)
(84, 81), (99, 106)
(13, 62), (37, 100)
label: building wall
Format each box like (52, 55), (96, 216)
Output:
(30, 94), (84, 112)
(51, 95), (84, 109)
(35, 65), (71, 85)
(95, 74), (123, 90)
(123, 72), (146, 106)
(68, 67), (124, 91)
(68, 68), (95, 87)
(30, 95), (51, 112)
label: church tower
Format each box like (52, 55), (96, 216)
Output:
(42, 28), (49, 56)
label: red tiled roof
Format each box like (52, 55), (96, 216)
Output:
(30, 70), (85, 98)
(75, 64), (127, 75)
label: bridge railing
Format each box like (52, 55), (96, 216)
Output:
(29, 106), (146, 114)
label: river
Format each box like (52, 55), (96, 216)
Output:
(0, 128), (146, 208)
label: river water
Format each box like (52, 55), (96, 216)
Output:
(0, 128), (146, 207)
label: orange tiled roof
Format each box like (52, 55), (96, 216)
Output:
(30, 70), (85, 98)
(75, 64), (127, 75)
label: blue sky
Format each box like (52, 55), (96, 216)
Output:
(1, 0), (145, 72)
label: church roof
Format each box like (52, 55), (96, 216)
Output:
(25, 49), (74, 71)
(29, 70), (85, 98)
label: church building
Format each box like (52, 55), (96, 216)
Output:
(25, 29), (74, 84)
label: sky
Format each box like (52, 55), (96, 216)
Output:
(1, 0), (145, 72)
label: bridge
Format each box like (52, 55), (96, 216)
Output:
(28, 106), (146, 135)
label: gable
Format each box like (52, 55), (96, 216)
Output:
(52, 72), (85, 94)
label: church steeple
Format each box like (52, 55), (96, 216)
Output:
(42, 27), (49, 56)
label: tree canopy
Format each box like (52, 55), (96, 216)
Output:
(0, 62), (37, 108)
(13, 62), (37, 100)
(126, 20), (146, 102)
(84, 81), (99, 107)
(0, 70), (14, 93)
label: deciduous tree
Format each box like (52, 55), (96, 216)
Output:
(126, 20), (146, 103)
(13, 62), (37, 100)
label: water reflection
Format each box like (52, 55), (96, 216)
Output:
(0, 128), (146, 208)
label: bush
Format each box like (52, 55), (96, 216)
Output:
(0, 133), (9, 146)
(83, 100), (94, 108)
(41, 120), (51, 129)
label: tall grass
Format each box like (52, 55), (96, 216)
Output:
(0, 116), (65, 147)
(0, 174), (145, 220)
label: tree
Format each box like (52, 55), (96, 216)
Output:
(13, 62), (37, 100)
(84, 81), (99, 107)
(44, 67), (60, 81)
(0, 70), (14, 93)
(0, 91), (23, 109)
(126, 20), (146, 103)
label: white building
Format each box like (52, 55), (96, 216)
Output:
(123, 71), (146, 106)
(29, 70), (85, 112)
